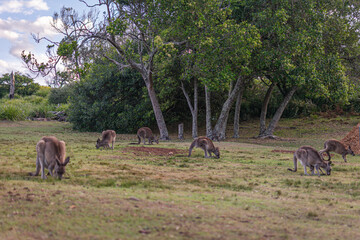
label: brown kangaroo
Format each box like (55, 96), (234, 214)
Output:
(29, 136), (70, 180)
(288, 146), (331, 176)
(318, 139), (355, 162)
(137, 127), (159, 145)
(188, 137), (220, 158)
(96, 130), (116, 150)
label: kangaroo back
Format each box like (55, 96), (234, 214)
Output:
(288, 146), (331, 176)
(188, 137), (220, 158)
(96, 130), (116, 149)
(137, 127), (158, 144)
(319, 139), (354, 162)
(31, 136), (70, 180)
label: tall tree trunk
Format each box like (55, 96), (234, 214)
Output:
(212, 75), (243, 140)
(144, 73), (169, 140)
(9, 71), (15, 99)
(259, 82), (276, 135)
(205, 85), (213, 138)
(258, 86), (298, 138)
(192, 79), (198, 138)
(180, 79), (198, 139)
(233, 84), (245, 138)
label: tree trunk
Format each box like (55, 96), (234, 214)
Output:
(9, 71), (15, 99)
(233, 84), (245, 138)
(259, 82), (276, 135)
(180, 79), (198, 139)
(205, 85), (213, 138)
(144, 73), (170, 140)
(212, 75), (243, 140)
(258, 86), (298, 138)
(178, 123), (184, 140)
(192, 79), (198, 138)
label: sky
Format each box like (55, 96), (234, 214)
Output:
(0, 0), (92, 85)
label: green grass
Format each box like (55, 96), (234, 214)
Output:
(1, 117), (360, 239)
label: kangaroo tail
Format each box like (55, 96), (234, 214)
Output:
(188, 140), (196, 157)
(137, 135), (141, 144)
(288, 153), (298, 172)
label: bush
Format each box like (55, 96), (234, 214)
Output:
(0, 104), (27, 120)
(35, 86), (51, 98)
(68, 65), (154, 133)
(48, 85), (73, 104)
(0, 96), (55, 120)
(0, 99), (32, 120)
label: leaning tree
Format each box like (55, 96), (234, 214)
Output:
(23, 0), (193, 140)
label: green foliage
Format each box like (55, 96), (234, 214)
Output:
(68, 63), (154, 133)
(48, 84), (74, 104)
(0, 96), (56, 120)
(57, 40), (78, 58)
(34, 86), (51, 97)
(0, 72), (40, 98)
(0, 103), (27, 121)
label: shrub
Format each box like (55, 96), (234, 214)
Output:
(0, 96), (55, 120)
(0, 99), (31, 120)
(68, 65), (154, 133)
(35, 86), (51, 98)
(48, 84), (74, 104)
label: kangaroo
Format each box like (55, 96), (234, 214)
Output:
(288, 146), (331, 176)
(96, 130), (116, 149)
(319, 139), (355, 162)
(29, 136), (70, 180)
(137, 127), (159, 145)
(188, 137), (220, 158)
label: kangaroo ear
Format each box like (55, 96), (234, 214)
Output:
(64, 157), (70, 165)
(55, 158), (61, 166)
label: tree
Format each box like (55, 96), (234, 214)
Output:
(0, 72), (40, 98)
(162, 0), (260, 140)
(50, 1), (190, 139)
(232, 0), (359, 138)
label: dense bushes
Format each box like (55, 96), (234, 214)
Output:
(67, 64), (155, 133)
(0, 96), (56, 120)
(48, 84), (73, 104)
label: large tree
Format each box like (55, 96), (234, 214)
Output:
(161, 0), (260, 140)
(23, 0), (191, 139)
(232, 0), (360, 138)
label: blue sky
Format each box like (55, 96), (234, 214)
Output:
(0, 0), (93, 85)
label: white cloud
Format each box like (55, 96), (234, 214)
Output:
(0, 16), (60, 58)
(0, 0), (49, 14)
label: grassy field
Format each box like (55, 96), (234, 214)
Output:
(1, 116), (360, 240)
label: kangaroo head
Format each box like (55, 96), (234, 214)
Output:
(55, 157), (70, 180)
(323, 160), (332, 175)
(96, 138), (101, 149)
(348, 146), (355, 156)
(214, 147), (220, 159)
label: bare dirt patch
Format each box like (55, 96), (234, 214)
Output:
(124, 146), (187, 156)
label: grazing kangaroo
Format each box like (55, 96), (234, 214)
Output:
(96, 130), (116, 149)
(188, 137), (220, 159)
(319, 139), (355, 162)
(29, 136), (70, 180)
(137, 127), (159, 145)
(288, 146), (331, 176)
